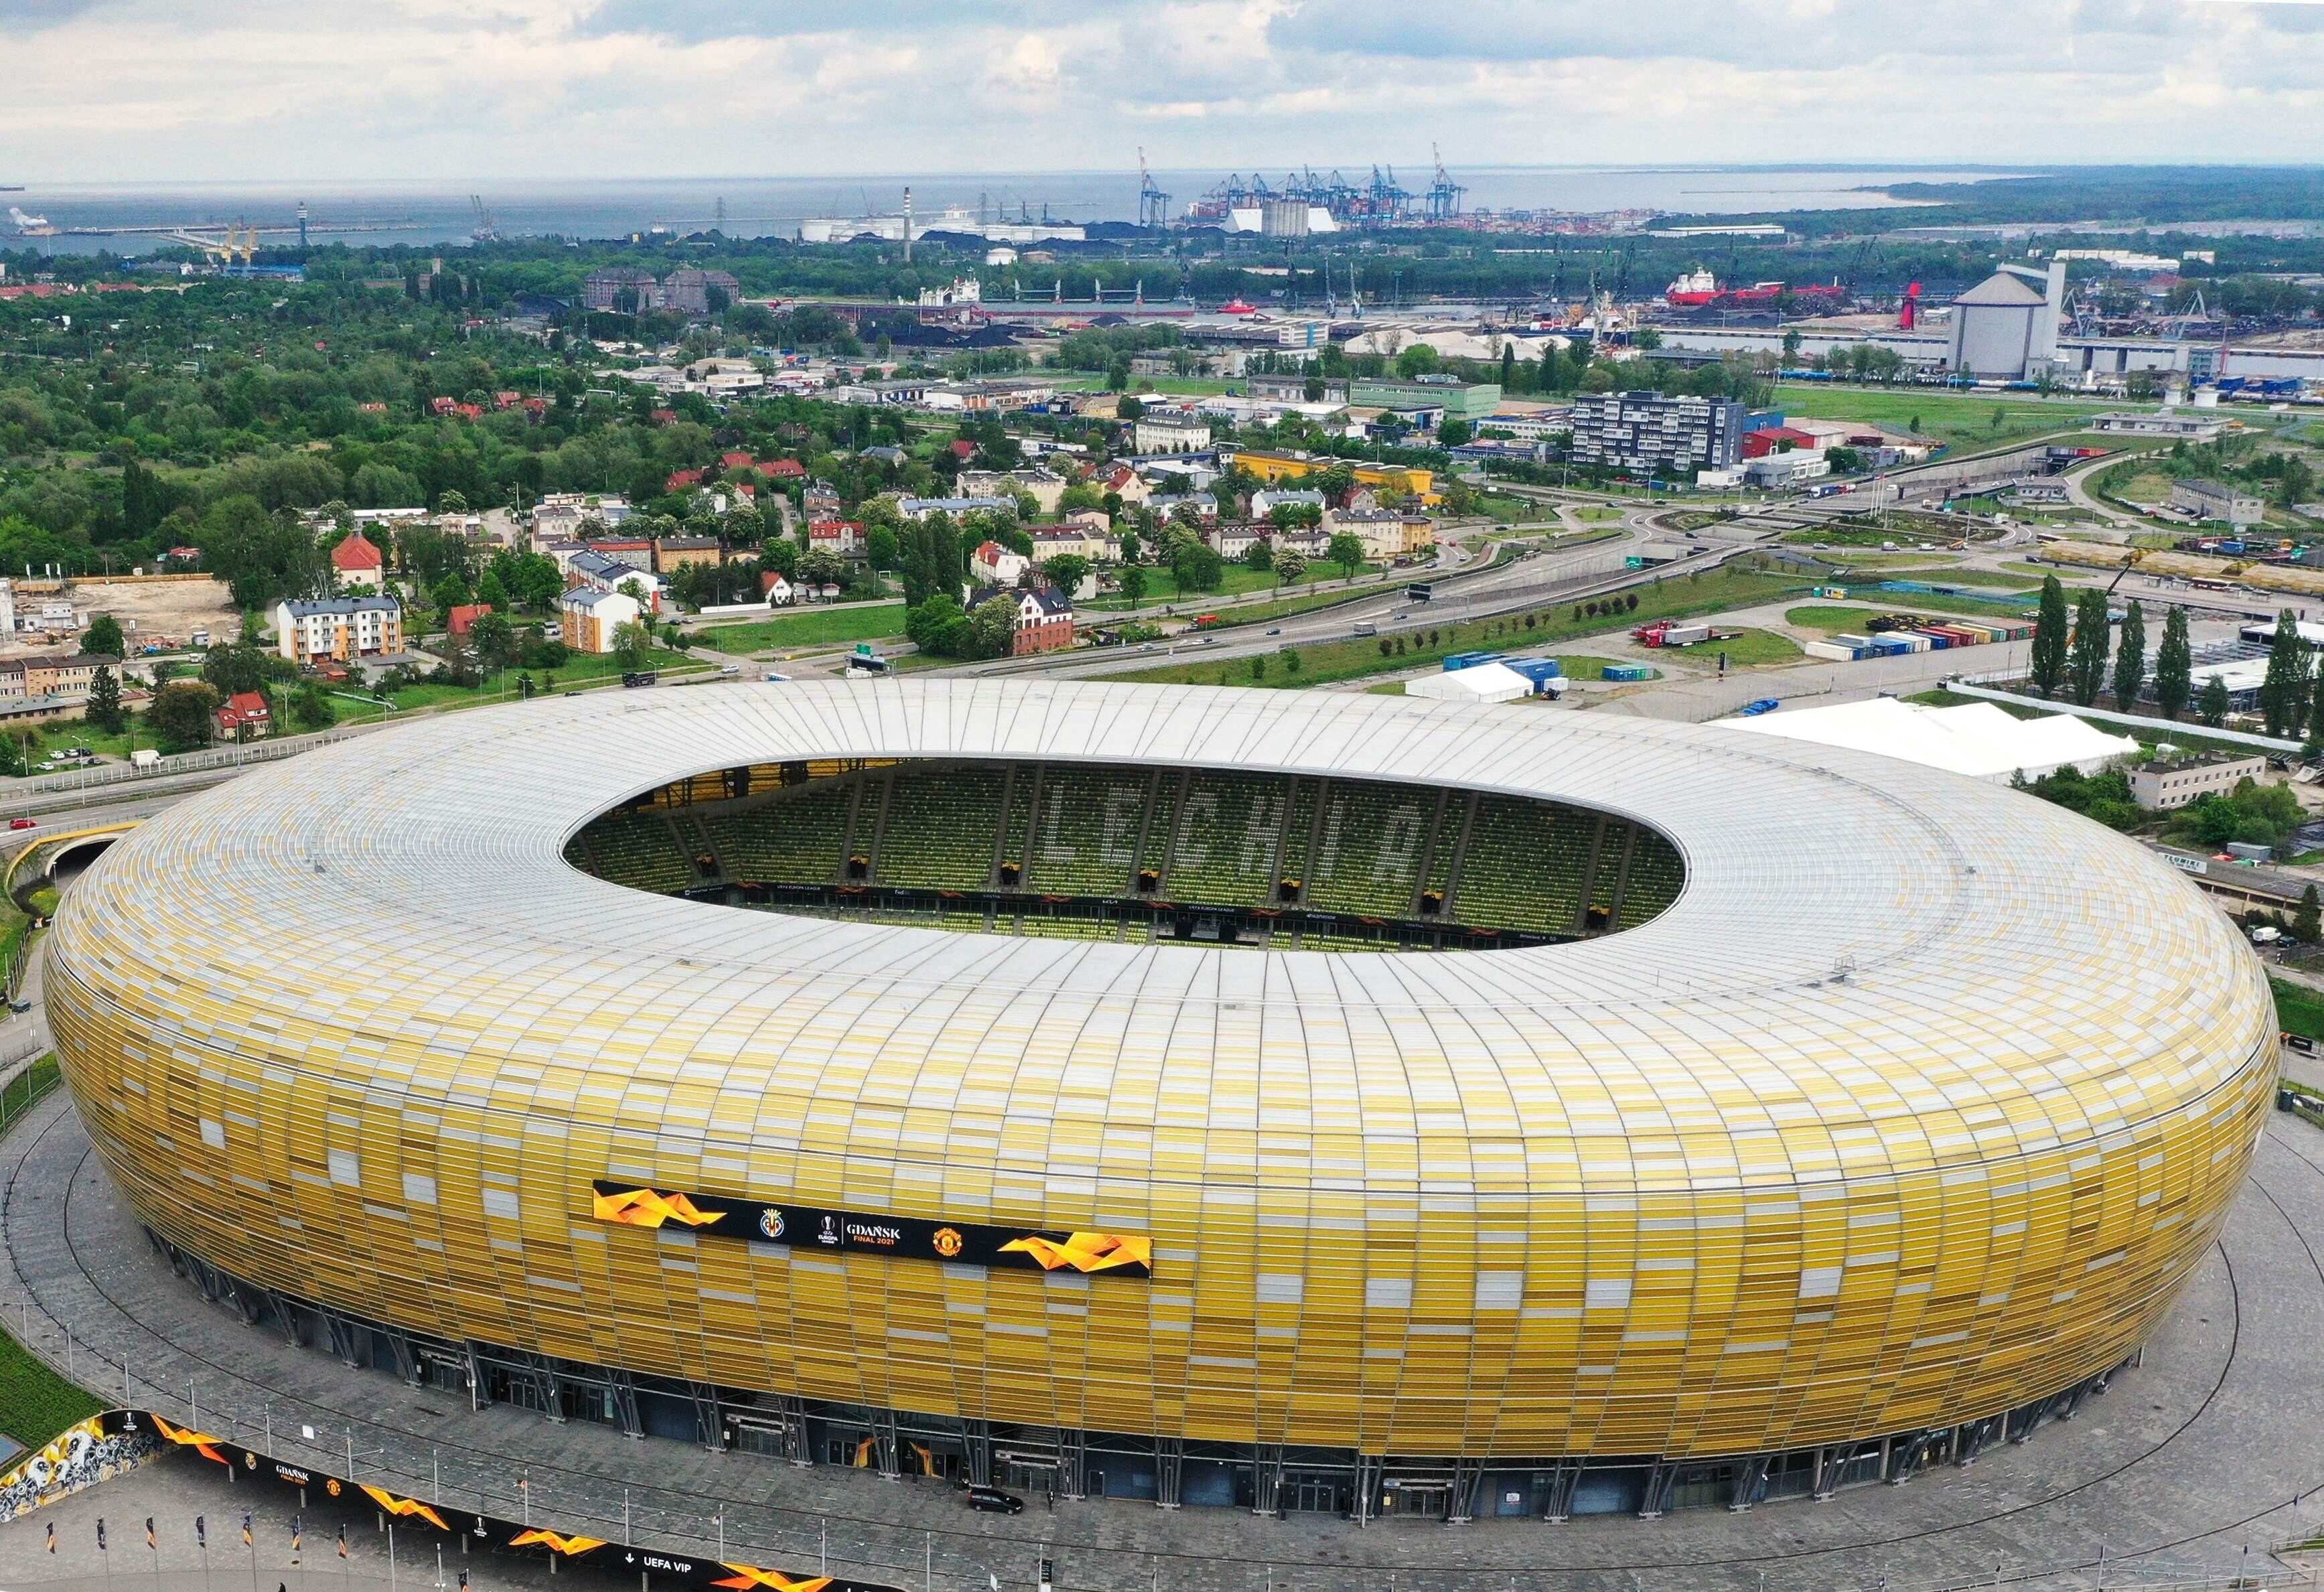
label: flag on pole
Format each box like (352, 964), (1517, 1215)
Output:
(96, 1519), (106, 1553)
(145, 1518), (157, 1550)
(291, 1516), (303, 1563)
(338, 1524), (348, 1560)
(241, 1515), (253, 1548)
(196, 1517), (207, 1550)
(45, 1523), (55, 1554)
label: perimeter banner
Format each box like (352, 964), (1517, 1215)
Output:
(591, 1181), (1153, 1279)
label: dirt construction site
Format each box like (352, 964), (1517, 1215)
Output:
(3, 573), (238, 656)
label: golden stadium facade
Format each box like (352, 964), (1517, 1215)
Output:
(46, 680), (2273, 1518)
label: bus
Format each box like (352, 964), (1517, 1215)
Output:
(1406, 582), (1435, 602)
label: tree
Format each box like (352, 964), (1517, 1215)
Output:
(2299, 884), (2323, 946)
(1327, 531), (1366, 583)
(2067, 587), (2110, 707)
(2200, 673), (2232, 727)
(469, 611), (516, 672)
(84, 613), (126, 659)
(609, 618), (655, 670)
(2155, 603), (2192, 721)
(85, 665), (124, 734)
(1119, 565), (1149, 607)
(2260, 606), (2309, 739)
(798, 547), (847, 592)
(149, 680), (220, 751)
(969, 594), (1019, 658)
(1242, 538), (1275, 574)
(1039, 554), (1090, 596)
(200, 639), (273, 698)
(1272, 546), (1307, 595)
(2029, 575), (2069, 698)
(291, 681), (336, 731)
(2110, 599), (2147, 711)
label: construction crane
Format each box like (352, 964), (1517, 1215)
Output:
(1137, 149), (1170, 229)
(1424, 144), (1465, 222)
(469, 195), (499, 243)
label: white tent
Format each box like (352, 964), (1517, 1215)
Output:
(1727, 697), (2138, 783)
(1406, 662), (1534, 705)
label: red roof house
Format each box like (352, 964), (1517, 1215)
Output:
(446, 603), (494, 636)
(214, 691), (271, 737)
(665, 468), (705, 492)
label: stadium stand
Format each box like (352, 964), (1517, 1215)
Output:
(579, 808), (693, 894)
(707, 781), (853, 884)
(567, 759), (1686, 946)
(877, 765), (1006, 890)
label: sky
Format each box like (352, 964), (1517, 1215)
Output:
(1, 0), (2321, 183)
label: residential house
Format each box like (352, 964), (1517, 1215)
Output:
(445, 603), (494, 637)
(18, 652), (119, 700)
(899, 496), (1011, 522)
(1325, 508), (1409, 562)
(1098, 465), (1152, 507)
(803, 482), (843, 518)
(1027, 524), (1107, 564)
(273, 597), (405, 664)
(1252, 488), (1327, 520)
(760, 571), (796, 607)
(1211, 522), (1269, 562)
(1134, 413), (1214, 455)
(214, 691), (271, 739)
(567, 549), (666, 613)
(808, 520), (866, 559)
(970, 541), (1031, 586)
(655, 536), (723, 573)
(968, 583), (1076, 656)
(561, 587), (646, 654)
(330, 529), (386, 592)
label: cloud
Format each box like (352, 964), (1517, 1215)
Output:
(0, 0), (2317, 182)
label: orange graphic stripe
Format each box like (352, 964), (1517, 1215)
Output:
(150, 1415), (231, 1466)
(510, 1530), (605, 1557)
(999, 1232), (1153, 1273)
(592, 1187), (723, 1229)
(360, 1486), (449, 1532)
(711, 1567), (833, 1592)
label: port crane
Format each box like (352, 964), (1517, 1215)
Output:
(1137, 149), (1170, 228)
(1424, 144), (1465, 222)
(469, 196), (500, 242)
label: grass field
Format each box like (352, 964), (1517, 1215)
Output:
(0, 1057), (104, 1449)
(1771, 386), (2127, 452)
(1084, 559), (1385, 611)
(1784, 595), (2032, 634)
(334, 648), (707, 719)
(1549, 654), (1655, 680)
(2274, 977), (2324, 1043)
(1572, 506), (1625, 522)
(699, 603), (908, 654)
(1696, 628), (1806, 667)
(1840, 565), (2044, 589)
(1106, 568), (1810, 690)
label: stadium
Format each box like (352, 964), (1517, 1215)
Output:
(44, 679), (2274, 1522)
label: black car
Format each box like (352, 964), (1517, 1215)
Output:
(964, 1487), (1025, 1515)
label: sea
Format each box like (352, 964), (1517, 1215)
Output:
(1, 166), (2022, 257)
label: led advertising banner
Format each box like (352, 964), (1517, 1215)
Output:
(591, 1181), (1153, 1280)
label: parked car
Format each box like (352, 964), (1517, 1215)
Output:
(964, 1488), (1024, 1516)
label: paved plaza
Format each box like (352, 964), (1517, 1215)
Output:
(10, 1088), (2324, 1591)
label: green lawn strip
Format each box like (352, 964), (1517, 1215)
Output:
(1784, 598), (2031, 634)
(1105, 568), (1809, 690)
(0, 1056), (102, 1450)
(1769, 386), (2124, 451)
(1830, 565), (2043, 590)
(2272, 979), (2324, 1044)
(1571, 506), (1624, 522)
(1082, 562), (1388, 614)
(699, 603), (909, 654)
(1694, 629), (1804, 667)
(1548, 655), (1654, 681)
